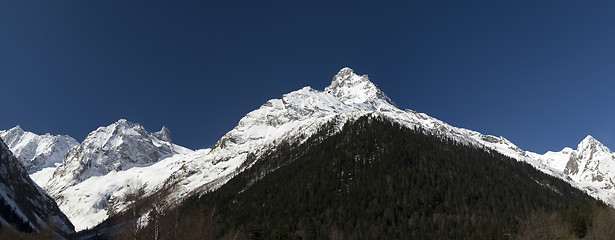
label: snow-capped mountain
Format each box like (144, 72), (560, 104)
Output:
(156, 67), (615, 216)
(0, 126), (78, 172)
(159, 68), (401, 205)
(528, 135), (615, 205)
(0, 138), (74, 235)
(9, 67), (614, 232)
(39, 119), (193, 231)
(148, 69), (520, 204)
(46, 119), (187, 193)
(159, 67), (532, 204)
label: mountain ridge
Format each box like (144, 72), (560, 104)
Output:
(2, 67), (615, 233)
(38, 119), (194, 231)
(0, 126), (78, 173)
(127, 116), (606, 240)
(151, 67), (615, 227)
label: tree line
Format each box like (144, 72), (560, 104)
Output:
(80, 116), (615, 240)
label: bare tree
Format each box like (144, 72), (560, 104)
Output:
(124, 180), (147, 240)
(587, 207), (615, 240)
(516, 211), (569, 240)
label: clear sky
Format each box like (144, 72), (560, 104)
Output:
(1, 1), (614, 153)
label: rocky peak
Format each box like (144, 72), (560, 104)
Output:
(325, 67), (395, 105)
(329, 67), (362, 87)
(564, 135), (614, 180)
(112, 119), (143, 132)
(0, 126), (78, 171)
(7, 125), (24, 134)
(577, 135), (611, 154)
(153, 126), (172, 143)
(47, 119), (173, 191)
(84, 119), (150, 149)
(0, 125), (25, 143)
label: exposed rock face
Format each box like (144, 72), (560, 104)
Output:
(566, 136), (615, 191)
(324, 67), (395, 106)
(153, 126), (172, 143)
(37, 119), (193, 231)
(46, 119), (174, 194)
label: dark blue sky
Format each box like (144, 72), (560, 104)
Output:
(1, 1), (614, 153)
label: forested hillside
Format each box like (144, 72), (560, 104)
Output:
(92, 117), (614, 240)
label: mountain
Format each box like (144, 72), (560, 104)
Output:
(0, 138), (74, 237)
(0, 126), (78, 173)
(12, 67), (613, 234)
(107, 116), (609, 239)
(115, 67), (615, 230)
(158, 68), (401, 203)
(529, 135), (615, 205)
(47, 119), (176, 192)
(153, 68), (612, 208)
(39, 119), (194, 231)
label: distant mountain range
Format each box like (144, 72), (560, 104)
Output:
(2, 67), (614, 236)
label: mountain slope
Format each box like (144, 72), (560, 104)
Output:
(141, 67), (615, 224)
(0, 126), (78, 173)
(0, 138), (74, 236)
(40, 119), (194, 231)
(132, 117), (604, 240)
(158, 68), (403, 204)
(22, 67), (613, 233)
(529, 135), (615, 205)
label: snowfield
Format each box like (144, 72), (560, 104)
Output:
(46, 149), (209, 231)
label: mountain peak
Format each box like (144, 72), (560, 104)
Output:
(335, 67), (356, 78)
(0, 126), (78, 172)
(327, 67), (369, 92)
(578, 135), (611, 153)
(115, 119), (130, 126)
(6, 125), (24, 135)
(582, 135), (597, 143)
(325, 67), (395, 105)
(48, 119), (174, 193)
(86, 119), (149, 147)
(153, 126), (172, 142)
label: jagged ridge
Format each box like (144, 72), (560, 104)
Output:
(0, 126), (78, 172)
(39, 119), (194, 231)
(4, 67), (615, 232)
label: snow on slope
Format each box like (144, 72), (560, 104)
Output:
(528, 136), (615, 206)
(0, 138), (74, 235)
(156, 69), (533, 203)
(55, 148), (208, 231)
(46, 119), (184, 194)
(0, 126), (78, 172)
(21, 67), (614, 232)
(159, 68), (398, 204)
(38, 119), (194, 231)
(156, 67), (615, 214)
